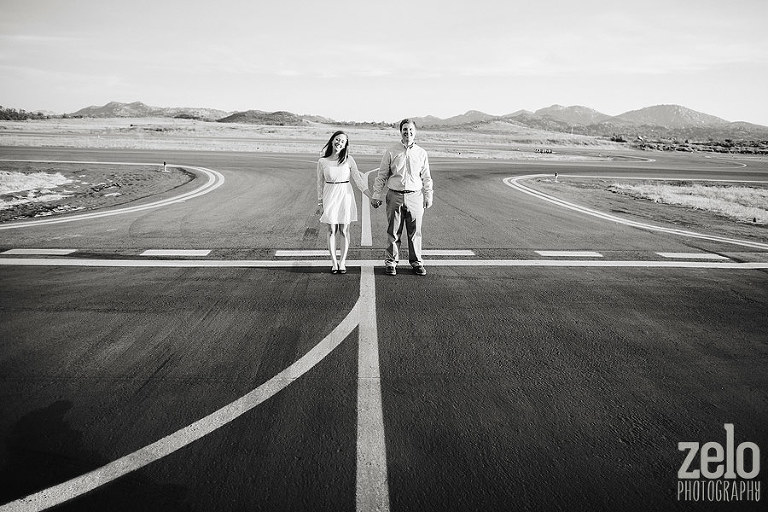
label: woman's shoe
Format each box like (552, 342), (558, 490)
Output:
(339, 264), (347, 274)
(331, 266), (339, 274)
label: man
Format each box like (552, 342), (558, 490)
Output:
(371, 119), (434, 276)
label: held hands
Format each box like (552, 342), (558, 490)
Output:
(369, 198), (430, 208)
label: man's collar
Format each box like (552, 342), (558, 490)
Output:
(401, 141), (414, 149)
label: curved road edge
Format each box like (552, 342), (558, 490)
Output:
(504, 174), (768, 251)
(0, 163), (225, 231)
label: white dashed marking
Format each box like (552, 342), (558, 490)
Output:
(275, 249), (476, 257)
(276, 250), (333, 257)
(536, 250), (603, 258)
(1, 248), (77, 255)
(657, 252), (729, 260)
(140, 249), (211, 257)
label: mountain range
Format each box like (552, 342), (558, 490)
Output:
(410, 105), (768, 140)
(65, 101), (768, 140)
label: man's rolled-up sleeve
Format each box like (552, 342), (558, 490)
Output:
(420, 152), (433, 203)
(372, 150), (391, 200)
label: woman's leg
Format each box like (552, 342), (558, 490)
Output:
(338, 223), (350, 271)
(327, 224), (339, 271)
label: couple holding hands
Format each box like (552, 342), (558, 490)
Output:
(316, 118), (434, 276)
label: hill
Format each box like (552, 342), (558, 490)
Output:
(69, 101), (230, 121)
(612, 104), (729, 129)
(216, 110), (308, 126)
(534, 105), (612, 126)
(412, 110), (497, 127)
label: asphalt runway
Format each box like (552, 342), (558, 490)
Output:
(0, 146), (766, 511)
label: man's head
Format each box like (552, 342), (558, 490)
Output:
(399, 119), (416, 147)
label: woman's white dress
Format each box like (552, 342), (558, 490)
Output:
(317, 156), (367, 224)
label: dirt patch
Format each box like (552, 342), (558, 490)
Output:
(526, 177), (768, 245)
(0, 162), (194, 223)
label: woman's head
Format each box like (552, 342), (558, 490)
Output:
(322, 130), (349, 163)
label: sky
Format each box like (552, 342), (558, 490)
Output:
(2, 0), (767, 125)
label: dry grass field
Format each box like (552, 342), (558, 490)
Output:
(608, 182), (768, 225)
(529, 176), (768, 245)
(0, 117), (620, 159)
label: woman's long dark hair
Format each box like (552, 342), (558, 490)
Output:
(322, 130), (349, 164)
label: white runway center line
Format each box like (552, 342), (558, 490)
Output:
(361, 169), (376, 247)
(356, 265), (390, 512)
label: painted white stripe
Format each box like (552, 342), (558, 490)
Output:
(0, 258), (766, 270)
(422, 259), (768, 269)
(0, 258), (336, 268)
(558, 175), (768, 183)
(657, 252), (729, 260)
(356, 265), (390, 512)
(422, 249), (475, 256)
(0, 282), (361, 512)
(275, 249), (476, 257)
(361, 168), (376, 247)
(0, 164), (225, 231)
(276, 250), (332, 257)
(1, 248), (77, 255)
(361, 199), (372, 247)
(140, 250), (211, 257)
(504, 175), (768, 251)
(536, 251), (603, 258)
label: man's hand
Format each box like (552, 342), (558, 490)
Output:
(371, 199), (382, 208)
(424, 197), (433, 209)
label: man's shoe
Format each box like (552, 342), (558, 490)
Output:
(413, 265), (427, 276)
(384, 265), (397, 276)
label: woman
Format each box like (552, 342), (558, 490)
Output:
(317, 130), (370, 274)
